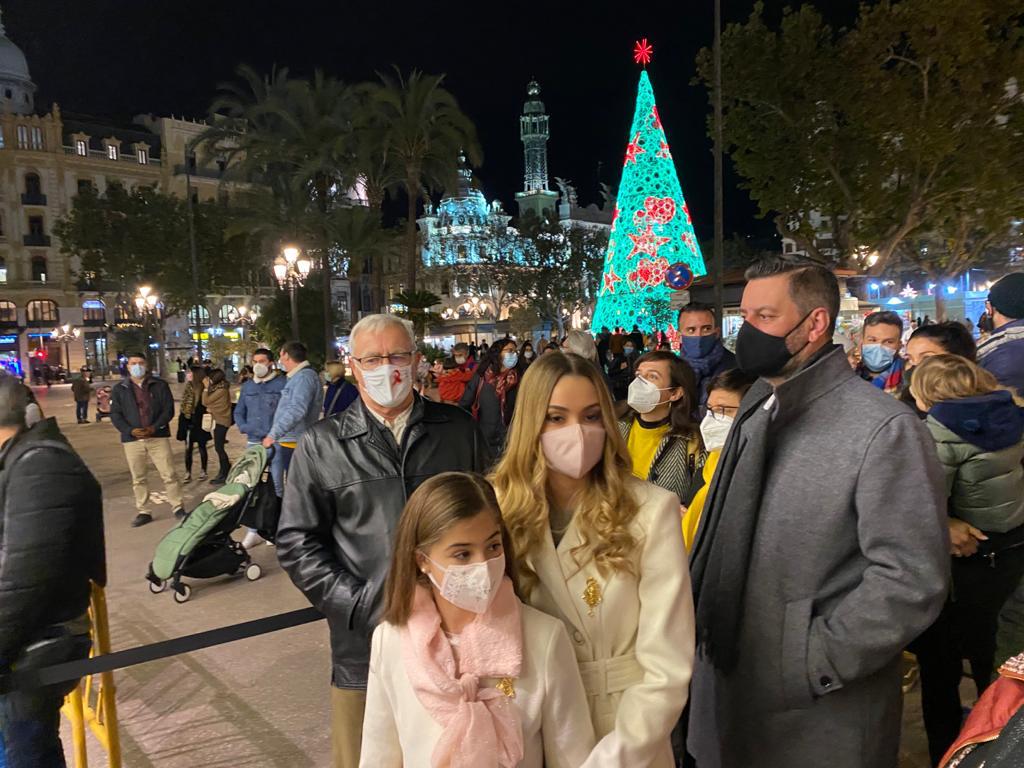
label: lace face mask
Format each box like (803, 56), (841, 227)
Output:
(421, 553), (506, 614)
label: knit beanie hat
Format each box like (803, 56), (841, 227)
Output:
(989, 273), (1024, 320)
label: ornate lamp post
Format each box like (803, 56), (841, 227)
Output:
(460, 296), (488, 346)
(50, 322), (81, 373)
(134, 285), (162, 375)
(273, 245), (312, 340)
(227, 304), (261, 365)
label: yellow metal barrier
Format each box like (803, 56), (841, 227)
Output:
(60, 583), (122, 768)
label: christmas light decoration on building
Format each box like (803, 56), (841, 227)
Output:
(591, 42), (707, 333)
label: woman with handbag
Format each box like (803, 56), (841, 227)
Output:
(908, 354), (1024, 765)
(179, 366), (209, 482)
(200, 368), (233, 484)
(490, 352), (694, 767)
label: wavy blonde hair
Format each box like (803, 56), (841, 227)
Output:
(910, 353), (1012, 409)
(490, 352), (640, 594)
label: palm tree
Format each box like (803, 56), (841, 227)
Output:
(393, 289), (442, 340)
(370, 68), (481, 292)
(201, 65), (356, 360)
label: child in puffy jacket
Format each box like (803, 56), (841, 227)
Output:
(908, 354), (1024, 765)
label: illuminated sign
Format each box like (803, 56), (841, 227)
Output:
(0, 335), (17, 345)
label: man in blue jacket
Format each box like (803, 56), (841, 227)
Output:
(261, 342), (322, 497)
(235, 347), (287, 453)
(979, 272), (1024, 393)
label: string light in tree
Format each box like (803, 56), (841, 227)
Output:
(591, 41), (707, 333)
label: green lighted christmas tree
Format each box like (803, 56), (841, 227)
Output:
(592, 43), (706, 333)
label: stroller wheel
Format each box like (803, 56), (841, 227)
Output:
(245, 563), (262, 581)
(173, 584), (192, 604)
(148, 579), (167, 594)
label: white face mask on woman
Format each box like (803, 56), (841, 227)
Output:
(627, 376), (674, 414)
(699, 412), (735, 452)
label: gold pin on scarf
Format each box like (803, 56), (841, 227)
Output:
(496, 678), (516, 698)
(582, 577), (603, 616)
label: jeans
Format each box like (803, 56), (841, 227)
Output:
(212, 424), (230, 479)
(0, 634), (91, 768)
(270, 444), (294, 498)
(185, 431), (208, 475)
(74, 401), (88, 422)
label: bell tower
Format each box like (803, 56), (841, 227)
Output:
(515, 80), (558, 220)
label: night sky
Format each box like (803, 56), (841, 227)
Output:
(10, 0), (861, 242)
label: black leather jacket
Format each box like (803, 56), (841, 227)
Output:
(276, 395), (491, 689)
(0, 418), (105, 667)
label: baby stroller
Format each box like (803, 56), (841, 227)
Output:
(95, 385), (112, 422)
(146, 445), (268, 603)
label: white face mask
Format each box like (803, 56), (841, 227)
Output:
(252, 363), (270, 379)
(627, 375), (673, 414)
(24, 402), (42, 428)
(359, 363), (413, 409)
(700, 412), (735, 452)
(422, 553), (506, 614)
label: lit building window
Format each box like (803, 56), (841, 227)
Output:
(107, 144), (118, 161)
(16, 125), (27, 149)
(137, 149), (148, 165)
(30, 127), (43, 150)
(0, 260), (6, 284)
(76, 139), (87, 156)
(31, 257), (48, 283)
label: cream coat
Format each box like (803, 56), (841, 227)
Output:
(524, 479), (694, 767)
(359, 604), (596, 768)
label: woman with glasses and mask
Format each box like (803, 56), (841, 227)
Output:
(490, 352), (694, 767)
(616, 350), (703, 506)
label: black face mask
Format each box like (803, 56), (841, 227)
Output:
(735, 310), (814, 378)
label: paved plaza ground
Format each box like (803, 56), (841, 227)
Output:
(24, 381), (947, 766)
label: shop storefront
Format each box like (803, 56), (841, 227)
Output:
(0, 333), (22, 378)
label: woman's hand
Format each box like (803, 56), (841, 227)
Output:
(948, 518), (988, 557)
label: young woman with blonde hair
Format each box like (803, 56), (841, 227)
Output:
(490, 352), (694, 767)
(360, 472), (595, 768)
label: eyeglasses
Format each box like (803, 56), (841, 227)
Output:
(352, 352), (414, 370)
(707, 405), (738, 420)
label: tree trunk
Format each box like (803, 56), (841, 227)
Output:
(350, 271), (363, 324)
(316, 176), (334, 361)
(933, 285), (948, 322)
(406, 171), (419, 292)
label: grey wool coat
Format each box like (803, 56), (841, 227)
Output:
(688, 346), (949, 768)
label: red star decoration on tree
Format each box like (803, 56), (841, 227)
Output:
(633, 39), (653, 67)
(628, 225), (671, 261)
(624, 133), (645, 165)
(603, 267), (622, 294)
(651, 105), (663, 131)
(656, 140), (671, 159)
(612, 205), (620, 225)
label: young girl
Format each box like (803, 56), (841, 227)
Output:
(490, 352), (694, 767)
(908, 354), (1024, 764)
(360, 472), (595, 768)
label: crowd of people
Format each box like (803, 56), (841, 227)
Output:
(1, 262), (1023, 768)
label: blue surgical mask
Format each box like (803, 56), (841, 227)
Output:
(624, 346), (636, 355)
(502, 352), (518, 369)
(129, 364), (146, 379)
(861, 344), (896, 372)
(682, 335), (718, 359)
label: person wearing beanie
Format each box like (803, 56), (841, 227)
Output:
(978, 272), (1024, 393)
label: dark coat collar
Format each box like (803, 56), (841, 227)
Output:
(336, 393), (451, 441)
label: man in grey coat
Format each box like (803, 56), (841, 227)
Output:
(688, 258), (949, 768)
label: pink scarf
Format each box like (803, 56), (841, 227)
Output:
(400, 579), (524, 768)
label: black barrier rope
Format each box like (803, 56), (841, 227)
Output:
(0, 606), (324, 694)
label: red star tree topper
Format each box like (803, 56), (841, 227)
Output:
(591, 45), (707, 333)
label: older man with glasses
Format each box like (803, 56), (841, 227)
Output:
(275, 314), (491, 768)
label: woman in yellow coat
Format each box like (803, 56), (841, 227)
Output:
(491, 352), (694, 767)
(682, 369), (757, 550)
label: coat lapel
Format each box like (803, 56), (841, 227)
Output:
(530, 520), (590, 638)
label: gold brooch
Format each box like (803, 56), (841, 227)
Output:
(496, 678), (516, 698)
(582, 577), (603, 617)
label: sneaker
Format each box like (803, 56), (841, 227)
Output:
(199, 471), (208, 481)
(182, 473), (192, 484)
(241, 531), (263, 549)
(209, 475), (227, 485)
(131, 513), (153, 528)
(173, 507), (186, 520)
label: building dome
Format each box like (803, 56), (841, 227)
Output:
(0, 12), (36, 114)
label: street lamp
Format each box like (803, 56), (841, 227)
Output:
(460, 296), (488, 346)
(134, 285), (162, 376)
(227, 305), (261, 365)
(273, 245), (312, 339)
(50, 322), (81, 373)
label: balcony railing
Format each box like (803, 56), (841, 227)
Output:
(23, 233), (51, 247)
(21, 192), (47, 206)
(173, 164), (243, 182)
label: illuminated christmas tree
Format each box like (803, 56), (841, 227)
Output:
(592, 42), (706, 333)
